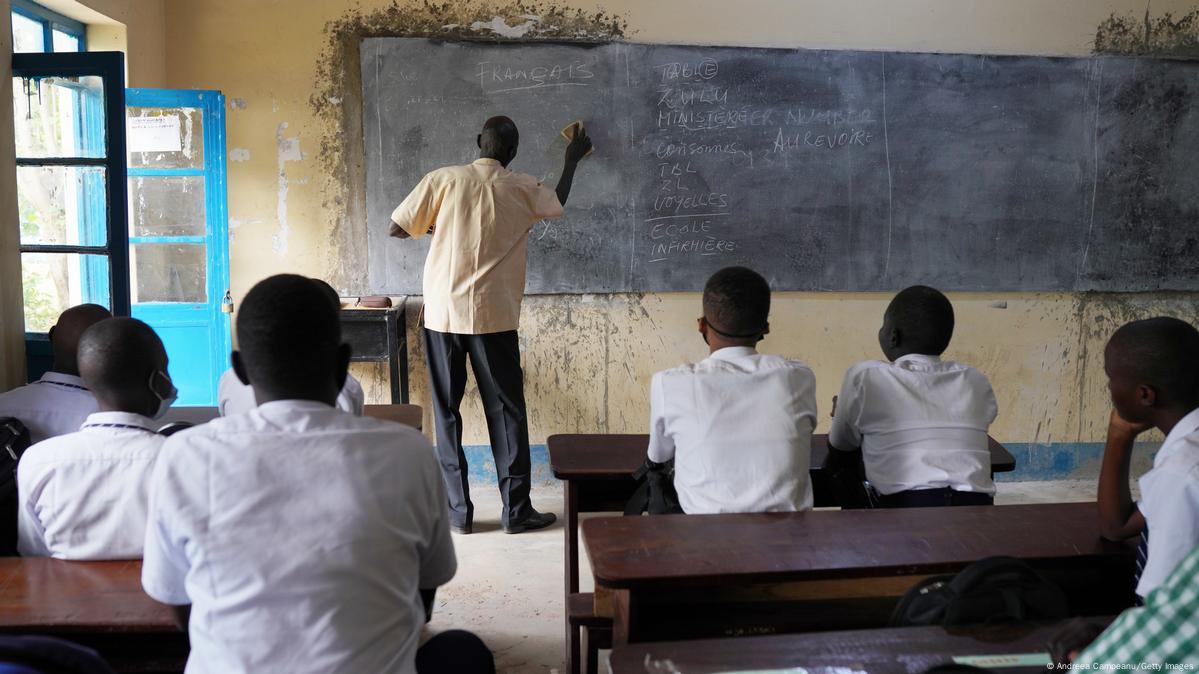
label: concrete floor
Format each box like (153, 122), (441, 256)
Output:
(428, 479), (1113, 674)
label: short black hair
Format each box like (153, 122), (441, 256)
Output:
(886, 285), (955, 355)
(480, 115), (519, 154)
(309, 279), (341, 309)
(702, 267), (771, 338)
(77, 317), (164, 394)
(237, 274), (341, 392)
(1107, 317), (1199, 403)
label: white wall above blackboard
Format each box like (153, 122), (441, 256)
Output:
(362, 38), (1199, 293)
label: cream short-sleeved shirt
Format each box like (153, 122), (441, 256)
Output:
(390, 158), (565, 335)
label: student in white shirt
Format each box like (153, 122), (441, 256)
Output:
(647, 266), (817, 514)
(0, 304), (111, 443)
(18, 317), (176, 559)
(828, 285), (998, 508)
(216, 368), (364, 416)
(1096, 317), (1199, 598)
(217, 279), (365, 417)
(142, 274), (493, 674)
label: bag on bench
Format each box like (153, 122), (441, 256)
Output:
(0, 418), (32, 556)
(890, 555), (1069, 627)
(623, 458), (683, 516)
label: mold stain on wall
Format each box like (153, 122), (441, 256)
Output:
(309, 0), (628, 293)
(1095, 7), (1199, 58)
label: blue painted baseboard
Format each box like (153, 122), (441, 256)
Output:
(451, 441), (1160, 485)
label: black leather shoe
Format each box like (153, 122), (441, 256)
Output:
(503, 510), (557, 534)
(450, 523), (472, 535)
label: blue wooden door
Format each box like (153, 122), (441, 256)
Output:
(126, 89), (230, 405)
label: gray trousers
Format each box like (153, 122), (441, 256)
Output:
(423, 328), (532, 528)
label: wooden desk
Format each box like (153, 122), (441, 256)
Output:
(550, 432), (1017, 665)
(0, 558), (187, 673)
(341, 302), (408, 404)
(363, 403), (423, 430)
(609, 620), (1108, 674)
(551, 432), (1016, 672)
(583, 502), (1134, 645)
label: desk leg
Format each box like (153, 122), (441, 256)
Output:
(612, 590), (634, 647)
(565, 480), (579, 674)
(398, 307), (409, 404)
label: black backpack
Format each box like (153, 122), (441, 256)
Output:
(890, 556), (1070, 627)
(0, 418), (32, 557)
(623, 458), (684, 516)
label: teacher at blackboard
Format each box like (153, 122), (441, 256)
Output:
(390, 115), (592, 535)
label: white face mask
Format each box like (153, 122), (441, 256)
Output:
(149, 370), (178, 420)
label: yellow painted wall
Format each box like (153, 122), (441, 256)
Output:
(148, 0), (1199, 446)
(0, 1), (25, 390)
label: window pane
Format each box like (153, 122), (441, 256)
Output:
(127, 107), (203, 169)
(21, 253), (111, 333)
(18, 165), (107, 246)
(129, 176), (206, 237)
(13, 75), (106, 158)
(12, 13), (45, 53)
(51, 29), (80, 53)
(132, 244), (206, 303)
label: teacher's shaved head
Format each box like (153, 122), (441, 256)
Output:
(479, 116), (519, 166)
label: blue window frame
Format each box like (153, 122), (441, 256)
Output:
(11, 0), (86, 53)
(15, 51), (130, 379)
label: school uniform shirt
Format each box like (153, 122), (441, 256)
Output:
(142, 400), (457, 674)
(647, 346), (817, 514)
(828, 354), (998, 496)
(216, 368), (365, 417)
(390, 158), (565, 335)
(1076, 541), (1199, 666)
(0, 372), (99, 444)
(1134, 406), (1199, 597)
(16, 411), (163, 560)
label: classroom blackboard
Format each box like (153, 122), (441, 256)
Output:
(361, 38), (1199, 293)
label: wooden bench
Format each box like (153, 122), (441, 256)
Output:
(609, 619), (1111, 673)
(0, 558), (187, 673)
(582, 502), (1134, 646)
(550, 432), (1017, 673)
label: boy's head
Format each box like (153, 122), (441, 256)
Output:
(1104, 317), (1199, 427)
(48, 303), (112, 375)
(879, 285), (955, 361)
(78, 317), (174, 419)
(232, 274), (350, 407)
(309, 279), (342, 309)
(699, 267), (771, 350)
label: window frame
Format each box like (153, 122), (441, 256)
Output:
(14, 50), (131, 334)
(11, 0), (86, 52)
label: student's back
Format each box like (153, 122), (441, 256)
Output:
(0, 305), (111, 444)
(828, 286), (997, 507)
(143, 403), (451, 673)
(648, 267), (816, 514)
(652, 348), (816, 513)
(16, 317), (172, 560)
(140, 275), (484, 674)
(834, 355), (996, 495)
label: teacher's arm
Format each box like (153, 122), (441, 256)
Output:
(555, 130), (592, 207)
(390, 175), (438, 240)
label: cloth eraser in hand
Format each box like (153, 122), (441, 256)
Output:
(560, 121), (594, 156)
